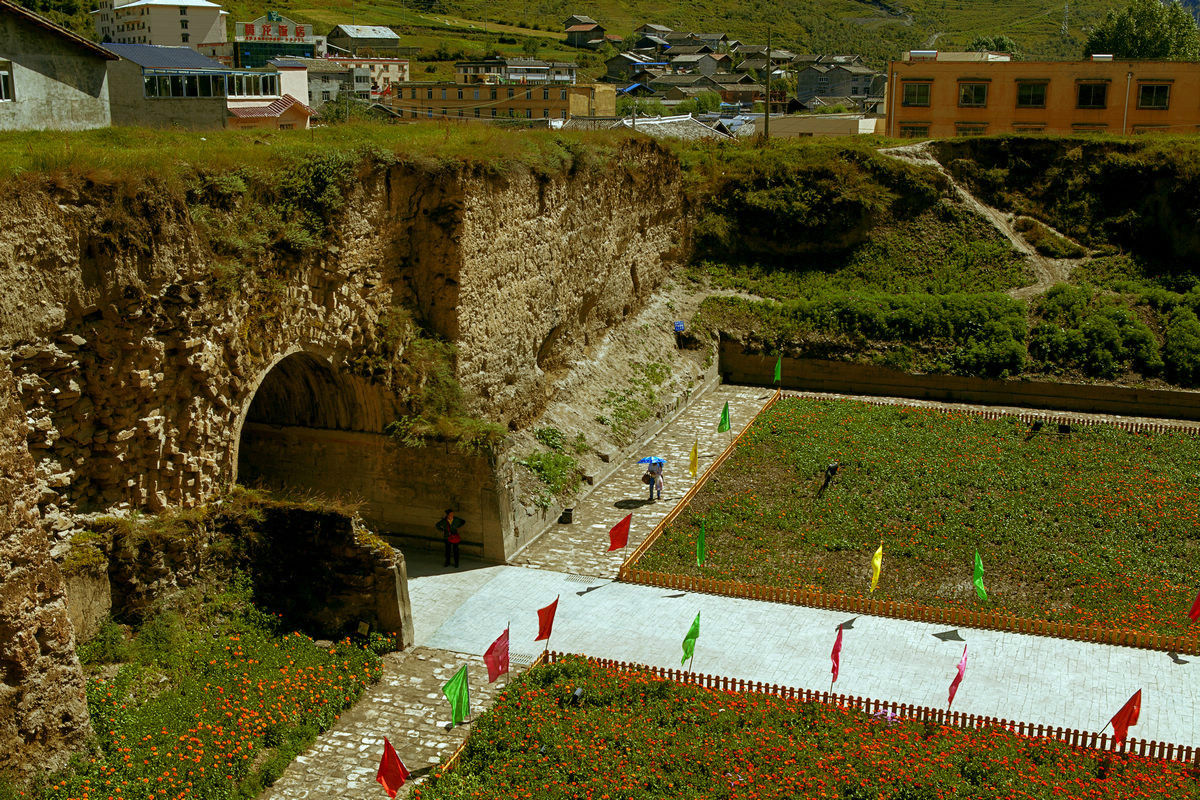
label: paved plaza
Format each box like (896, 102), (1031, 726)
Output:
(262, 384), (1200, 799)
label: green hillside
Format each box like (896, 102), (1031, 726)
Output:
(19, 0), (1118, 66)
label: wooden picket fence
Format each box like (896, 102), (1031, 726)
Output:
(781, 390), (1200, 437)
(547, 651), (1200, 766)
(618, 388), (1200, 656)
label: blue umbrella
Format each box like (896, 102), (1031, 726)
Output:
(638, 456), (666, 465)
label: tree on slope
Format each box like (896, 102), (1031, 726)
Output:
(968, 34), (1020, 57)
(1083, 0), (1200, 60)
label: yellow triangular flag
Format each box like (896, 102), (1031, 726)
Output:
(689, 439), (698, 479)
(870, 542), (883, 593)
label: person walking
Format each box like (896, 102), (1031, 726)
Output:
(437, 509), (464, 568)
(647, 459), (664, 502)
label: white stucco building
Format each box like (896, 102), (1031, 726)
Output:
(92, 0), (227, 48)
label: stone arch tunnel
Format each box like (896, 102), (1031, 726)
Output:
(234, 349), (510, 561)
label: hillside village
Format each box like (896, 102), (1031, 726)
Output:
(2, 0), (893, 136)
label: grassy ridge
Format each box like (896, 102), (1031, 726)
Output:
(640, 397), (1200, 638)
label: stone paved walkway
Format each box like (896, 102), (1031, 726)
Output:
(511, 383), (771, 577)
(260, 646), (514, 800)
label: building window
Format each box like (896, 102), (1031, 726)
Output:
(1072, 122), (1107, 132)
(474, 107), (480, 117)
(457, 108), (463, 116)
(525, 108), (532, 118)
(0, 62), (12, 102)
(958, 82), (988, 107)
(490, 108), (496, 117)
(898, 123), (928, 138)
(181, 33), (189, 42)
(490, 88), (497, 99)
(543, 108), (549, 117)
(955, 123), (988, 136)
(560, 109), (567, 118)
(1013, 124), (1045, 133)
(427, 108), (433, 118)
(180, 19), (188, 28)
(457, 88), (463, 99)
(542, 87), (549, 99)
(440, 88), (446, 99)
(507, 88), (514, 98)
(426, 88), (433, 99)
(560, 88), (567, 100)
(1132, 124), (1169, 134)
(901, 82), (930, 107)
(1137, 83), (1170, 109)
(473, 88), (479, 99)
(322, 90), (331, 101)
(1015, 82), (1047, 108)
(1077, 83), (1107, 109)
(179, 5), (186, 12)
(279, 123), (294, 129)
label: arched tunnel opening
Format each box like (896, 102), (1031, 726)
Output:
(235, 352), (509, 566)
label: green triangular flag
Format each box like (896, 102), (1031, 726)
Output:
(681, 612), (700, 666)
(973, 549), (988, 602)
(696, 521), (706, 567)
(774, 355), (782, 384)
(717, 401), (730, 433)
(442, 664), (470, 725)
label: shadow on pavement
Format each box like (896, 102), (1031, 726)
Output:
(393, 545), (497, 580)
(614, 498), (657, 510)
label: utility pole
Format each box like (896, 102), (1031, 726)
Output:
(764, 25), (771, 142)
(1062, 1), (1069, 36)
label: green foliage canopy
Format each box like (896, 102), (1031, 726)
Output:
(1083, 0), (1200, 59)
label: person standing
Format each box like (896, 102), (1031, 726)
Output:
(647, 460), (664, 502)
(437, 509), (464, 568)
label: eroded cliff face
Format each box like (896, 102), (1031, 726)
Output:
(0, 138), (685, 771)
(456, 143), (683, 424)
(0, 369), (89, 777)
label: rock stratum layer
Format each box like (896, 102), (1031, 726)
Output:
(0, 138), (683, 773)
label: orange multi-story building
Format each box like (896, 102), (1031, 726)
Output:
(885, 51), (1200, 138)
(387, 81), (615, 121)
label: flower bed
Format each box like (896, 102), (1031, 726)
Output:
(415, 656), (1200, 800)
(36, 582), (388, 800)
(635, 397), (1200, 638)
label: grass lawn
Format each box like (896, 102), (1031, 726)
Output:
(637, 397), (1200, 638)
(28, 580), (390, 800)
(414, 656), (1199, 800)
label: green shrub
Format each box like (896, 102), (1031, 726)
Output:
(518, 451), (581, 496)
(1013, 217), (1086, 258)
(534, 427), (566, 451)
(77, 619), (132, 665)
(1164, 307), (1200, 385)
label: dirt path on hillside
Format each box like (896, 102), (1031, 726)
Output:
(880, 141), (1086, 301)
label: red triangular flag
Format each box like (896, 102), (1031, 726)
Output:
(1110, 689), (1142, 748)
(608, 513), (632, 551)
(830, 625), (843, 684)
(1189, 592), (1200, 622)
(375, 737), (409, 797)
(484, 627), (510, 683)
(947, 645), (968, 708)
(535, 596), (559, 642)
